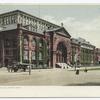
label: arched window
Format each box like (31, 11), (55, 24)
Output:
(39, 39), (43, 48)
(38, 38), (43, 61)
(39, 52), (42, 60)
(23, 50), (29, 60)
(23, 36), (29, 45)
(32, 38), (36, 47)
(31, 38), (36, 61)
(31, 51), (36, 60)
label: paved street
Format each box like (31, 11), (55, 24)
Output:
(0, 66), (100, 86)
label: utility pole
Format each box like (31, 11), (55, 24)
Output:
(29, 54), (31, 75)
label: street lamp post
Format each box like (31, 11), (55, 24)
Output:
(29, 45), (32, 75)
(29, 63), (31, 75)
(29, 52), (31, 75)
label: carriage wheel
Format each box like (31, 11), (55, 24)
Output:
(14, 68), (18, 72)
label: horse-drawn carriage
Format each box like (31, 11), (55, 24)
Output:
(7, 62), (30, 72)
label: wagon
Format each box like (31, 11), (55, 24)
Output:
(7, 62), (31, 72)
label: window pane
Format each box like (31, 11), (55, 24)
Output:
(39, 52), (42, 60)
(23, 50), (28, 60)
(32, 39), (36, 46)
(32, 51), (36, 60)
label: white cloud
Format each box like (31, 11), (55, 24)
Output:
(42, 15), (100, 48)
(42, 15), (58, 24)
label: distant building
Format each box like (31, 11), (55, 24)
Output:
(95, 48), (100, 64)
(78, 37), (95, 65)
(71, 38), (81, 65)
(71, 37), (95, 65)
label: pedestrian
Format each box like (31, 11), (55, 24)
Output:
(75, 60), (80, 75)
(76, 67), (80, 75)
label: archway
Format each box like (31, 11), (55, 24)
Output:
(56, 42), (67, 63)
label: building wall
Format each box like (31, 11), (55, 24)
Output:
(0, 28), (99, 68)
(71, 38), (96, 66)
(0, 30), (18, 66)
(71, 43), (80, 65)
(95, 48), (100, 64)
(0, 10), (100, 68)
(51, 33), (71, 67)
(18, 30), (49, 69)
(80, 48), (94, 65)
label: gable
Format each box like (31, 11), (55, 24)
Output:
(54, 27), (71, 38)
(45, 27), (71, 38)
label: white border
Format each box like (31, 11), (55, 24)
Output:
(0, 0), (100, 3)
(0, 86), (100, 97)
(0, 2), (100, 98)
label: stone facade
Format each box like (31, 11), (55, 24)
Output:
(71, 38), (81, 65)
(0, 10), (71, 68)
(0, 10), (100, 68)
(95, 48), (100, 64)
(71, 38), (96, 66)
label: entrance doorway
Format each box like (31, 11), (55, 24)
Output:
(56, 42), (67, 63)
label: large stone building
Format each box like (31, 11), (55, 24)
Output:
(0, 10), (71, 68)
(0, 10), (99, 69)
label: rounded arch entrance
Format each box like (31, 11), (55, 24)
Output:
(56, 42), (67, 63)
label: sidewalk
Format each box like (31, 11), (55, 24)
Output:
(0, 65), (100, 72)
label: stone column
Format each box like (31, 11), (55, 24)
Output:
(53, 50), (56, 68)
(19, 30), (23, 64)
(29, 36), (32, 66)
(17, 24), (23, 64)
(1, 38), (5, 66)
(66, 41), (71, 65)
